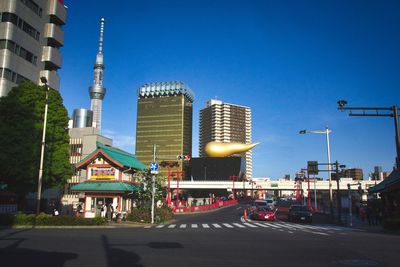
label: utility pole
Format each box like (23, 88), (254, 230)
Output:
(334, 161), (342, 224)
(36, 77), (50, 215)
(151, 144), (156, 224)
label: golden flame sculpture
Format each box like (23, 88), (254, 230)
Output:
(204, 142), (259, 157)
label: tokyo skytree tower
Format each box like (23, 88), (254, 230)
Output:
(89, 17), (106, 130)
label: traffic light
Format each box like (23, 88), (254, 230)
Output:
(177, 155), (191, 161)
(307, 161), (319, 175)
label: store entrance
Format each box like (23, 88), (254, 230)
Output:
(94, 197), (113, 217)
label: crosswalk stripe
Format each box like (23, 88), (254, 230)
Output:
(180, 224), (187, 228)
(253, 223), (270, 228)
(222, 223), (234, 228)
(263, 222), (282, 229)
(168, 224), (176, 228)
(156, 224), (165, 228)
(232, 223), (246, 228)
(212, 223), (222, 228)
(202, 224), (210, 228)
(191, 224), (198, 228)
(274, 223), (298, 230)
(243, 223), (258, 228)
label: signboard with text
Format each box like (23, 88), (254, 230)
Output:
(90, 167), (115, 180)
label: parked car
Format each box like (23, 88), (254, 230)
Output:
(287, 205), (312, 223)
(252, 199), (268, 207)
(250, 206), (277, 221)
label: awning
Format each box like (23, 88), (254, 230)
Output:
(369, 169), (400, 194)
(71, 182), (141, 193)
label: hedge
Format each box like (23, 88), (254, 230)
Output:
(127, 206), (174, 223)
(0, 213), (107, 226)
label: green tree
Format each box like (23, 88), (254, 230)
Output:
(0, 81), (72, 200)
(135, 170), (166, 207)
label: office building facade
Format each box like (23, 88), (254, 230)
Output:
(135, 81), (194, 177)
(0, 0), (67, 97)
(199, 99), (253, 179)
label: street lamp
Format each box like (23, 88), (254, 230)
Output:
(337, 100), (400, 170)
(299, 127), (333, 217)
(36, 77), (50, 214)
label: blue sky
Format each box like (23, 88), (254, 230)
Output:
(59, 0), (400, 179)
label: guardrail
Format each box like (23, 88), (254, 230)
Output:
(173, 199), (238, 213)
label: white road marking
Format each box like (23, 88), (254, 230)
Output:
(212, 223), (222, 228)
(191, 224), (198, 228)
(263, 222), (282, 229)
(168, 224), (176, 228)
(222, 223), (234, 228)
(180, 224), (187, 228)
(253, 223), (270, 228)
(156, 224), (165, 228)
(243, 223), (258, 228)
(236, 207), (242, 210)
(202, 224), (210, 228)
(232, 223), (246, 228)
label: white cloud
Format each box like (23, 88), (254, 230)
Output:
(102, 129), (135, 154)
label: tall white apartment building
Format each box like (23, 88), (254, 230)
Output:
(0, 0), (67, 97)
(199, 99), (253, 179)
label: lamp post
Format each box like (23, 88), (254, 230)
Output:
(337, 100), (400, 170)
(299, 128), (333, 217)
(36, 77), (50, 215)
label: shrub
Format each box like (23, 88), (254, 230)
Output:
(383, 218), (400, 230)
(0, 213), (107, 226)
(127, 206), (174, 223)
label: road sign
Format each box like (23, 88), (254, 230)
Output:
(150, 162), (159, 172)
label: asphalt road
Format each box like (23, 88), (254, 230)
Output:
(1, 203), (399, 267)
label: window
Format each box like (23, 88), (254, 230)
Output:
(1, 13), (40, 41)
(0, 68), (32, 84)
(20, 0), (42, 17)
(0, 40), (37, 65)
(0, 68), (12, 80)
(1, 13), (18, 24)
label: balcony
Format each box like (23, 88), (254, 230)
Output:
(43, 23), (64, 47)
(47, 0), (67, 25)
(41, 46), (62, 69)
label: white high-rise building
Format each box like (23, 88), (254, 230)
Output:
(199, 99), (253, 179)
(0, 0), (67, 97)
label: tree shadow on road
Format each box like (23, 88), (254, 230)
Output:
(102, 235), (144, 267)
(0, 237), (78, 267)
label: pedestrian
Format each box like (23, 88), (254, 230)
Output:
(101, 204), (106, 218)
(76, 204), (83, 217)
(106, 203), (113, 221)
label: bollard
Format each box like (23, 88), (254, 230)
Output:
(244, 209), (248, 221)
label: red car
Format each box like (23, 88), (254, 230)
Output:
(250, 206), (277, 221)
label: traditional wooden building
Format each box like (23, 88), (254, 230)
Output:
(369, 169), (400, 227)
(71, 142), (146, 218)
